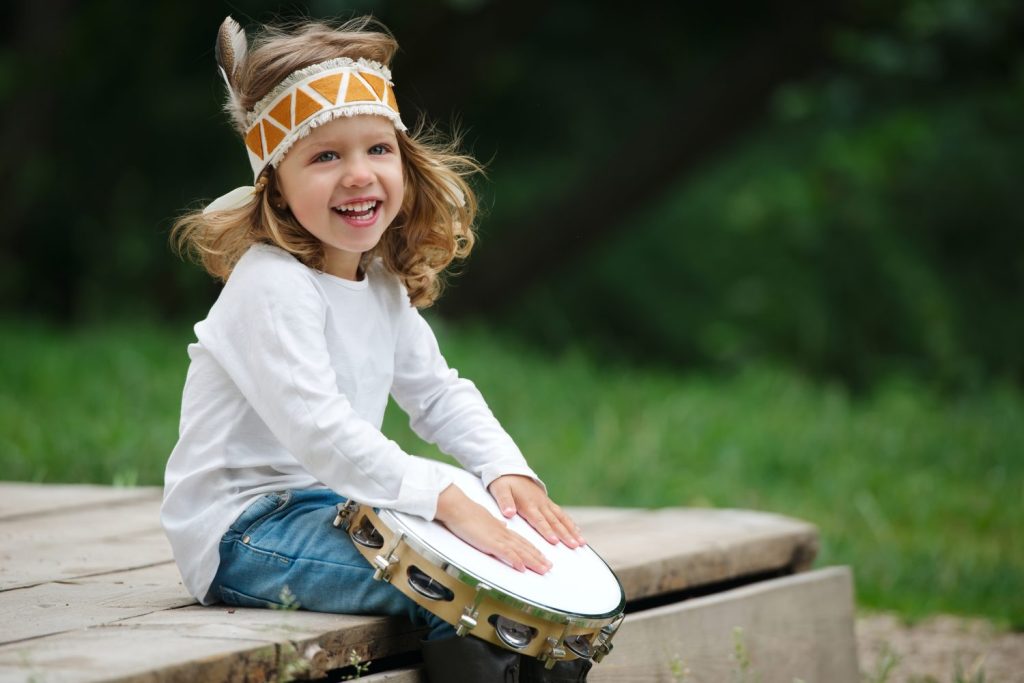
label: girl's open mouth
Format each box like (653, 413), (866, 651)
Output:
(333, 200), (381, 226)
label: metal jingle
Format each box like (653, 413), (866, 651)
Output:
(351, 515), (384, 549)
(407, 565), (455, 602)
(564, 634), (592, 659)
(489, 614), (538, 650)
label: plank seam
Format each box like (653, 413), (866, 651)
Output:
(0, 560), (180, 594)
(0, 491), (162, 523)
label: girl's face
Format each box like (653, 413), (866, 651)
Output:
(275, 115), (404, 280)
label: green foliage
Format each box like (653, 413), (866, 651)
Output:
(0, 319), (187, 485)
(2, 320), (1020, 626)
(1, 2), (1021, 388)
(490, 0), (1024, 388)
(509, 77), (1024, 388)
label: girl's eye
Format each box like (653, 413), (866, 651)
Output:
(314, 151), (339, 163)
(369, 144), (391, 155)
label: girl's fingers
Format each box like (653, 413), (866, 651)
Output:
(496, 528), (550, 574)
(489, 480), (517, 518)
(522, 501), (584, 548)
(555, 507), (587, 546)
(516, 535), (551, 573)
(522, 505), (559, 545)
(545, 512), (579, 548)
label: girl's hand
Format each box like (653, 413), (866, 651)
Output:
(435, 483), (552, 574)
(488, 475), (587, 549)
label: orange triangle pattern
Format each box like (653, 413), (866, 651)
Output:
(294, 89), (324, 126)
(309, 74), (343, 104)
(345, 75), (377, 103)
(360, 71), (386, 101)
(268, 94), (293, 129)
(246, 67), (402, 164)
(263, 119), (287, 155)
(245, 124), (264, 159)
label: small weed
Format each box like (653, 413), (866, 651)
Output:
(668, 653), (690, 681)
(341, 648), (372, 680)
(731, 627), (761, 683)
(863, 643), (900, 683)
(952, 655), (988, 683)
(17, 650), (44, 683)
(270, 585), (301, 611)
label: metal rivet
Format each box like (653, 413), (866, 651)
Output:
(242, 535), (250, 544)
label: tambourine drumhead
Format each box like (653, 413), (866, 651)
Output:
(378, 463), (624, 619)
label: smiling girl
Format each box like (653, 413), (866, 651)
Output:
(162, 16), (590, 682)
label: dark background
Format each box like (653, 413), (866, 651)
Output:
(2, 0), (1022, 390)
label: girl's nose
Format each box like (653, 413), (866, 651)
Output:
(342, 156), (373, 187)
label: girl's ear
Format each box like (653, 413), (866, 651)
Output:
(263, 169), (288, 211)
(271, 190), (288, 211)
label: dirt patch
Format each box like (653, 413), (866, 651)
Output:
(858, 613), (1024, 682)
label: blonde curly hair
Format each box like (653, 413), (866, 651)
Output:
(172, 17), (480, 308)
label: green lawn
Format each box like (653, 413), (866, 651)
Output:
(1, 318), (1020, 627)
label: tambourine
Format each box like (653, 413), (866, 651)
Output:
(333, 462), (625, 667)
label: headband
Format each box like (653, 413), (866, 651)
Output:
(205, 21), (407, 215)
(243, 57), (406, 179)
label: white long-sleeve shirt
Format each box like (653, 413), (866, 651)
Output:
(161, 243), (539, 604)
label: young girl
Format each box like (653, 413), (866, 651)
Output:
(162, 15), (591, 682)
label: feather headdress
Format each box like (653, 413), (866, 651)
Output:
(203, 18), (407, 215)
(215, 16), (249, 133)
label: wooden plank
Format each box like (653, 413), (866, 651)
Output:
(0, 607), (426, 683)
(0, 567), (852, 683)
(0, 484), (160, 522)
(359, 671), (421, 682)
(562, 506), (643, 527)
(588, 566), (859, 683)
(0, 563), (192, 645)
(0, 564), (856, 683)
(583, 507), (818, 600)
(0, 483), (825, 683)
(0, 499), (171, 590)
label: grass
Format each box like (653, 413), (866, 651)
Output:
(1, 318), (1020, 627)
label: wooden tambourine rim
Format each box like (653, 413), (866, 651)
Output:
(345, 505), (625, 659)
(378, 507), (626, 625)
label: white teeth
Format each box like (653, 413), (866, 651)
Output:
(335, 200), (377, 213)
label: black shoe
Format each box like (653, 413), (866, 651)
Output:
(520, 656), (592, 682)
(421, 635), (521, 683)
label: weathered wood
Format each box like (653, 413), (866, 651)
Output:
(0, 607), (425, 682)
(589, 567), (859, 683)
(0, 501), (171, 590)
(0, 484), (160, 522)
(357, 671), (421, 682)
(583, 507), (819, 599)
(0, 564), (191, 644)
(0, 482), (837, 683)
(0, 490), (168, 591)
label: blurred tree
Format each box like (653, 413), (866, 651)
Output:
(0, 0), (1020, 387)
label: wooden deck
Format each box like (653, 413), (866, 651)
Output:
(0, 482), (858, 682)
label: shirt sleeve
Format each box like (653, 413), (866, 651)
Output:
(196, 249), (452, 520)
(389, 296), (545, 491)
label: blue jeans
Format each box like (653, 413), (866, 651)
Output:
(211, 488), (453, 640)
